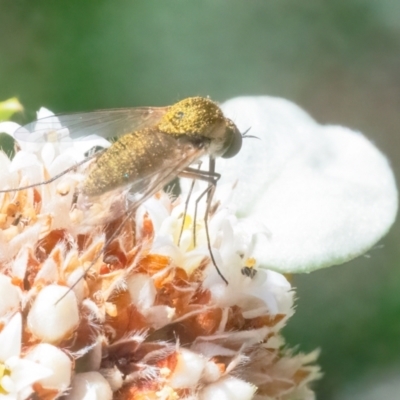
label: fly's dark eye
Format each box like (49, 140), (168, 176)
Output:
(222, 121), (242, 159)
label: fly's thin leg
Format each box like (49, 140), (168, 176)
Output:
(203, 180), (227, 284)
(179, 159), (220, 247)
(190, 180), (227, 285)
(193, 189), (199, 247)
(177, 161), (202, 246)
(192, 180), (215, 247)
(178, 158), (227, 284)
(0, 152), (101, 193)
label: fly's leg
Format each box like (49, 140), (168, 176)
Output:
(177, 161), (202, 246)
(180, 159), (219, 247)
(194, 179), (227, 285)
(178, 158), (227, 284)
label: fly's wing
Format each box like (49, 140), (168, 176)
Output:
(14, 107), (169, 145)
(0, 107), (168, 193)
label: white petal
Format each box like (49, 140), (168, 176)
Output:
(66, 372), (113, 400)
(2, 224), (42, 264)
(73, 135), (111, 154)
(9, 151), (39, 172)
(144, 305), (175, 329)
(48, 152), (81, 176)
(0, 374), (16, 395)
(199, 376), (257, 400)
(169, 349), (207, 389)
(66, 267), (87, 304)
(127, 273), (156, 311)
(34, 253), (59, 284)
(25, 343), (72, 391)
(0, 121), (20, 136)
(40, 142), (56, 166)
(14, 127), (43, 153)
(11, 248), (29, 281)
(220, 96), (398, 272)
(0, 313), (21, 361)
(0, 274), (20, 317)
(7, 356), (52, 393)
(27, 285), (79, 343)
(202, 360), (224, 383)
(0, 151), (11, 173)
(36, 107), (55, 120)
(98, 367), (123, 392)
(35, 108), (62, 131)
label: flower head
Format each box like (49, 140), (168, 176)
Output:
(0, 95), (394, 399)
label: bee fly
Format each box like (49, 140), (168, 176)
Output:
(1, 97), (243, 288)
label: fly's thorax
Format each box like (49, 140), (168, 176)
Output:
(157, 97), (225, 137)
(157, 97), (242, 158)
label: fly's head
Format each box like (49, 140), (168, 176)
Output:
(219, 118), (242, 159)
(157, 97), (242, 158)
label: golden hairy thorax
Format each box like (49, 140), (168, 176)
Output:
(157, 97), (225, 137)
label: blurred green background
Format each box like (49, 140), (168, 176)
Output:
(1, 1), (399, 398)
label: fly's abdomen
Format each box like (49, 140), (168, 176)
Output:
(82, 129), (175, 197)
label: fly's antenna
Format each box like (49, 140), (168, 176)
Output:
(242, 127), (259, 140)
(242, 127), (252, 136)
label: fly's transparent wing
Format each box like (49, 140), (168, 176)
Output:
(0, 107), (169, 194)
(14, 107), (168, 144)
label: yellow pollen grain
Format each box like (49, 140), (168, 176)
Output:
(245, 257), (256, 268)
(182, 215), (192, 230)
(105, 302), (118, 317)
(156, 386), (178, 400)
(0, 363), (11, 395)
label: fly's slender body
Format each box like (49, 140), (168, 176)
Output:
(2, 97), (243, 287)
(81, 97), (241, 199)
